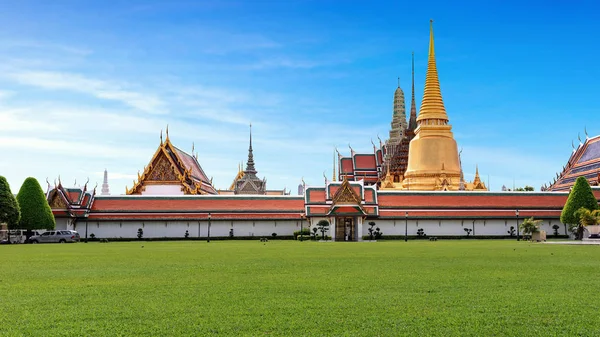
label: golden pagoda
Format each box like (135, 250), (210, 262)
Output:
(402, 20), (461, 191)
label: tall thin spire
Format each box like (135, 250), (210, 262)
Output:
(101, 168), (110, 195)
(408, 51), (418, 131)
(333, 149), (337, 182)
(245, 123), (257, 175)
(417, 20), (449, 123)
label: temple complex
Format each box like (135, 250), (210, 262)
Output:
(44, 20), (596, 241)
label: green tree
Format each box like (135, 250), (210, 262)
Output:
(572, 207), (600, 240)
(16, 177), (55, 232)
(317, 220), (329, 241)
(560, 177), (599, 240)
(0, 176), (21, 231)
(519, 217), (542, 240)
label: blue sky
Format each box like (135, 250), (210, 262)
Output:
(1, 0), (599, 194)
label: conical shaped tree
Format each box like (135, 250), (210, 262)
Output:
(0, 176), (20, 229)
(561, 177), (598, 225)
(561, 176), (598, 240)
(17, 177), (55, 230)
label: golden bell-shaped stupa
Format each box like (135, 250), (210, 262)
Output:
(402, 20), (461, 191)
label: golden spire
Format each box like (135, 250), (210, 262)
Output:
(165, 124), (169, 141)
(333, 149), (337, 182)
(473, 164), (482, 185)
(417, 20), (449, 123)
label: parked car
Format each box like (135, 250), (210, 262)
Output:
(9, 230), (43, 243)
(29, 230), (80, 243)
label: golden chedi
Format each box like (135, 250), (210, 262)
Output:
(402, 20), (461, 191)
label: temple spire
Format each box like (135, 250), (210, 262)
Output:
(333, 149), (337, 182)
(245, 123), (257, 175)
(408, 52), (418, 131)
(417, 20), (449, 123)
(101, 169), (110, 195)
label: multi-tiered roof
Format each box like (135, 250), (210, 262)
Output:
(546, 134), (600, 191)
(127, 129), (217, 195)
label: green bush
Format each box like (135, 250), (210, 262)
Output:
(0, 176), (20, 229)
(17, 177), (54, 230)
(293, 228), (311, 238)
(561, 176), (599, 225)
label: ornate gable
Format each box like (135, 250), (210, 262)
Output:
(48, 191), (68, 209)
(332, 178), (362, 206)
(147, 152), (179, 181)
(127, 132), (215, 195)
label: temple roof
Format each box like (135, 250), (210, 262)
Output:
(88, 195), (304, 220)
(46, 179), (96, 218)
(547, 134), (600, 191)
(127, 131), (217, 195)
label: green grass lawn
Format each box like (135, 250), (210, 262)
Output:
(1, 240), (599, 336)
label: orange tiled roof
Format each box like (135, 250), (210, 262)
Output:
(91, 196), (304, 213)
(377, 191), (569, 209)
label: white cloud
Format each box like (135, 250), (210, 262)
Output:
(0, 90), (15, 101)
(0, 136), (153, 160)
(6, 70), (165, 114)
(0, 109), (62, 132)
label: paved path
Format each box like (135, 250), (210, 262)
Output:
(544, 240), (600, 245)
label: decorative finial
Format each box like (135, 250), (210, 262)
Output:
(160, 129), (163, 144)
(165, 125), (169, 140)
(377, 134), (383, 148)
(323, 171), (328, 185)
(397, 76), (400, 88)
(58, 175), (62, 186)
(578, 133), (582, 143)
(46, 178), (50, 191)
(572, 140), (575, 150)
(192, 142), (195, 154)
(585, 126), (589, 139)
(85, 177), (89, 188)
(74, 178), (77, 187)
(301, 177), (306, 187)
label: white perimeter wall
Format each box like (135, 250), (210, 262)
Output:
(367, 218), (568, 237)
(67, 217), (568, 239)
(73, 219), (303, 239)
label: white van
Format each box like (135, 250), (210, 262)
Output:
(9, 229), (44, 243)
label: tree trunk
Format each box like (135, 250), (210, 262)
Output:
(577, 225), (584, 240)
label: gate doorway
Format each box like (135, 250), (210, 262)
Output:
(335, 217), (355, 241)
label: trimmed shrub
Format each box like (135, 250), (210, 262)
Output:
(0, 176), (20, 229)
(17, 177), (54, 230)
(293, 228), (311, 239)
(561, 176), (599, 225)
